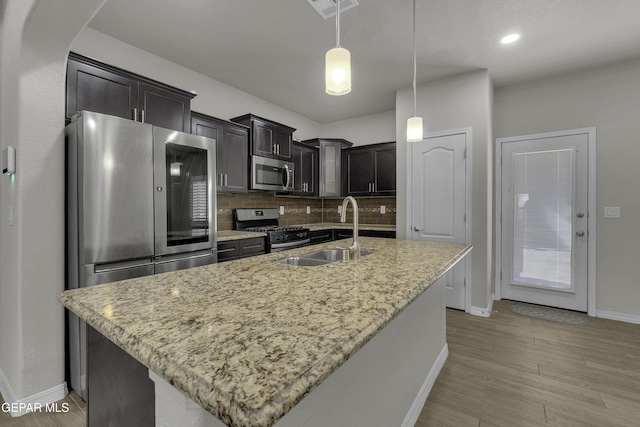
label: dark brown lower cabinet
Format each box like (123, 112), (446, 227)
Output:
(217, 237), (266, 262)
(87, 325), (154, 427)
(312, 229), (396, 243)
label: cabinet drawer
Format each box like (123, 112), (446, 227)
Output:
(217, 241), (240, 262)
(309, 230), (334, 244)
(238, 237), (266, 256)
(335, 229), (353, 240)
(359, 230), (396, 239)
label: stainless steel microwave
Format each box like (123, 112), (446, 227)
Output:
(251, 155), (294, 191)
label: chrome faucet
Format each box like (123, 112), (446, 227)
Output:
(340, 196), (361, 260)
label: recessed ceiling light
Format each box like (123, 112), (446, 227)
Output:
(501, 34), (520, 44)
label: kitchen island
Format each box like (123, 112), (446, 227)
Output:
(59, 237), (471, 427)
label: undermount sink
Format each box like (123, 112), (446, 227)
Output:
(274, 248), (373, 266)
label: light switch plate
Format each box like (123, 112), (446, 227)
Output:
(279, 206), (285, 215)
(380, 205), (386, 214)
(604, 207), (621, 218)
(306, 206), (311, 214)
(338, 205), (342, 214)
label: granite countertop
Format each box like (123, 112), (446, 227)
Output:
(59, 237), (471, 427)
(217, 230), (267, 242)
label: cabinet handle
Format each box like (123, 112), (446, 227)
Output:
(141, 109), (145, 123)
(372, 182), (375, 192)
(272, 143), (276, 155)
(217, 247), (237, 254)
(276, 144), (280, 155)
(225, 174), (228, 186)
(133, 108), (138, 121)
(243, 244), (263, 250)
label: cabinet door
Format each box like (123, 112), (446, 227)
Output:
(292, 144), (317, 195)
(292, 145), (304, 194)
(66, 58), (138, 121)
(253, 120), (276, 157)
(222, 125), (249, 192)
(191, 115), (224, 189)
(373, 145), (396, 195)
(319, 141), (343, 197)
(275, 127), (292, 159)
(139, 83), (191, 132)
(301, 147), (317, 195)
(344, 148), (374, 195)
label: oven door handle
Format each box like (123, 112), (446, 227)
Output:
(271, 238), (310, 250)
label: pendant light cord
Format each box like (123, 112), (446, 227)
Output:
(336, 0), (341, 47)
(412, 0), (417, 117)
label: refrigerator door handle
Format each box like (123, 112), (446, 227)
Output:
(94, 258), (153, 274)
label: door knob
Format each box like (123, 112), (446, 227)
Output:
(576, 212), (585, 218)
(576, 230), (585, 237)
(413, 226), (421, 232)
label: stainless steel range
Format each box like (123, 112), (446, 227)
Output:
(233, 208), (310, 252)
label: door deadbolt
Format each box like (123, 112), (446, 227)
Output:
(576, 212), (585, 218)
(576, 230), (585, 237)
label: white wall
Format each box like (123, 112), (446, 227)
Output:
(320, 110), (396, 146)
(71, 28), (323, 141)
(494, 58), (640, 319)
(0, 0), (105, 405)
(396, 70), (494, 310)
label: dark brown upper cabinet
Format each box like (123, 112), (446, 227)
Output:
(292, 142), (318, 196)
(302, 138), (353, 197)
(230, 114), (295, 161)
(191, 112), (249, 193)
(66, 53), (194, 132)
(343, 142), (396, 196)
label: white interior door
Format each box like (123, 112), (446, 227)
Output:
(499, 133), (589, 312)
(407, 131), (469, 310)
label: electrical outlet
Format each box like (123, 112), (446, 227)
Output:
(380, 205), (386, 214)
(306, 206), (311, 214)
(338, 205), (342, 214)
(279, 206), (285, 215)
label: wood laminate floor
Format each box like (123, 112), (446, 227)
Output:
(2, 299), (639, 426)
(417, 300), (640, 427)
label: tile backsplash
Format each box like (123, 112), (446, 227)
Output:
(217, 193), (396, 230)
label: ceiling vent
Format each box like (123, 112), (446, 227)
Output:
(306, 0), (359, 19)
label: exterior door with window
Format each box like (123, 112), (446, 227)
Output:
(498, 131), (590, 312)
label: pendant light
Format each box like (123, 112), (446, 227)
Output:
(406, 0), (423, 142)
(325, 0), (351, 95)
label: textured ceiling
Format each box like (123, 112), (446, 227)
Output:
(88, 0), (640, 124)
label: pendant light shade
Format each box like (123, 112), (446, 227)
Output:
(326, 0), (351, 95)
(326, 47), (351, 95)
(406, 0), (423, 142)
(406, 116), (423, 142)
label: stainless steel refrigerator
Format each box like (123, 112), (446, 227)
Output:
(66, 111), (217, 399)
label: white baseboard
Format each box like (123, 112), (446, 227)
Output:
(596, 310), (640, 325)
(0, 367), (68, 417)
(470, 293), (494, 317)
(401, 343), (449, 427)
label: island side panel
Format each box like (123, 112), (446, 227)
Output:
(274, 275), (447, 427)
(149, 275), (447, 427)
(87, 325), (155, 426)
